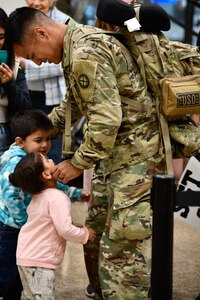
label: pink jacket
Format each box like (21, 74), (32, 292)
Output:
(16, 188), (89, 269)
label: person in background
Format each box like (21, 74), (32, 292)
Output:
(23, 0), (70, 164)
(9, 152), (96, 300)
(0, 109), (90, 300)
(0, 8), (31, 156)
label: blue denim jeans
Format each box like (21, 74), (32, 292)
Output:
(0, 222), (22, 299)
(0, 123), (13, 157)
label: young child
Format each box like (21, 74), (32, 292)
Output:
(9, 152), (96, 299)
(0, 109), (90, 300)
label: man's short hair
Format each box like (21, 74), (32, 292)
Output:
(5, 7), (46, 48)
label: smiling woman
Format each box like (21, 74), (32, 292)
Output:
(26, 0), (57, 14)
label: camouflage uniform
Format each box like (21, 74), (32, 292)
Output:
(49, 18), (166, 299)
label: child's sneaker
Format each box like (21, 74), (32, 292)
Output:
(86, 284), (95, 298)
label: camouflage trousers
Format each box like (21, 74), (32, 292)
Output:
(84, 164), (152, 300)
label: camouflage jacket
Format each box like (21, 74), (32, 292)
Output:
(49, 19), (162, 175)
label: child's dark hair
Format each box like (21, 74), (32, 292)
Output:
(11, 109), (53, 139)
(9, 152), (47, 194)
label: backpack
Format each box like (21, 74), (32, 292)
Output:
(96, 0), (200, 175)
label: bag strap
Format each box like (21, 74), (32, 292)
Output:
(132, 32), (174, 175)
(159, 113), (174, 175)
(62, 92), (74, 158)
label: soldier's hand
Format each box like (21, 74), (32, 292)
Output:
(52, 160), (83, 184)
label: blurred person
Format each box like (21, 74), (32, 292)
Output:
(0, 7), (31, 156)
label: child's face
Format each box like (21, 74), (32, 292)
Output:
(41, 154), (55, 172)
(22, 129), (52, 156)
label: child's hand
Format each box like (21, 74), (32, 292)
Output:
(9, 142), (17, 148)
(73, 222), (83, 228)
(81, 190), (90, 202)
(87, 228), (96, 241)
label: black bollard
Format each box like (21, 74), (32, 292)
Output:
(150, 174), (176, 300)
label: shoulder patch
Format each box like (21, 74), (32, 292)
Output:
(78, 74), (90, 88)
(71, 60), (98, 102)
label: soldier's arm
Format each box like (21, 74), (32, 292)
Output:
(49, 89), (82, 139)
(70, 46), (125, 169)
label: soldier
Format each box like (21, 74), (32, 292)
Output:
(5, 7), (166, 300)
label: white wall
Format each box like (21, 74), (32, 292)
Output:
(0, 0), (27, 15)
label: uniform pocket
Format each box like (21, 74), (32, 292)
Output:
(123, 201), (152, 240)
(107, 200), (152, 241)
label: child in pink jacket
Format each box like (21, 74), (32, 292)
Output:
(9, 152), (96, 300)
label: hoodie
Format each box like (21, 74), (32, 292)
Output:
(0, 146), (30, 228)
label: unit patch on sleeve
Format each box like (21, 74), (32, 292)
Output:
(78, 74), (90, 88)
(72, 60), (98, 102)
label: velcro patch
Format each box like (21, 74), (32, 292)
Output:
(72, 60), (98, 102)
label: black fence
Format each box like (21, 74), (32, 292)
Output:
(150, 174), (200, 300)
